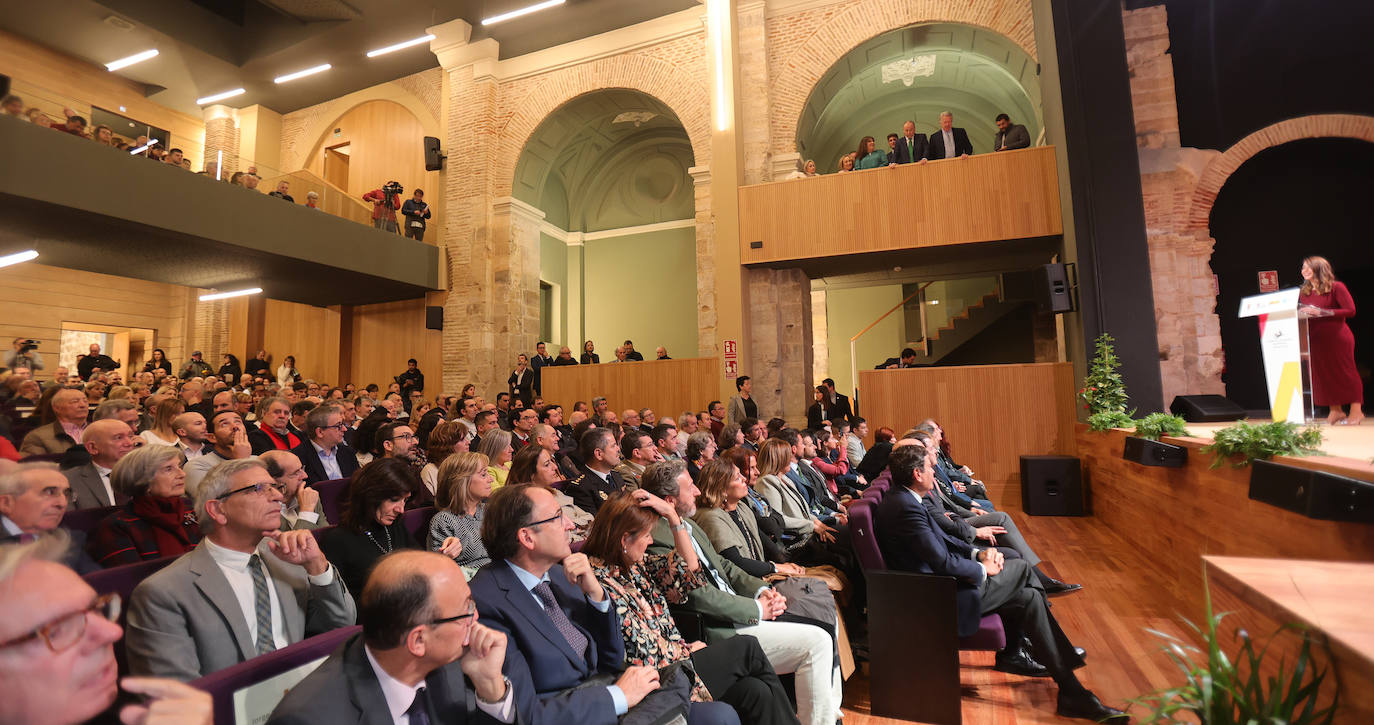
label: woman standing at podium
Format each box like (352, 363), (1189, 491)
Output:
(1298, 256), (1363, 425)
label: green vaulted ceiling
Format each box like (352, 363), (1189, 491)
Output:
(513, 89), (694, 233)
(797, 23), (1042, 172)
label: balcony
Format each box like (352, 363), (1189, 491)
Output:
(738, 146), (1063, 271)
(0, 117), (439, 307)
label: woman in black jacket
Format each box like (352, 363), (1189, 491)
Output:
(805, 385), (832, 430)
(218, 353), (242, 385)
(580, 339), (600, 364)
(142, 348), (172, 376)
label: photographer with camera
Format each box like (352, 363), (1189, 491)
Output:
(362, 181), (404, 233)
(5, 338), (44, 373)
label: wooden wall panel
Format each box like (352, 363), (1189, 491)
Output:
(1078, 426), (1374, 619)
(738, 146), (1062, 264)
(260, 300), (341, 384)
(0, 262), (190, 380)
(345, 294), (445, 391)
(856, 362), (1077, 504)
(541, 359), (721, 426)
(0, 29), (206, 169)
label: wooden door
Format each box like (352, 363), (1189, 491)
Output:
(324, 146), (350, 190)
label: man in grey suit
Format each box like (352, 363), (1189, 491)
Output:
(268, 549), (516, 725)
(64, 419), (137, 509)
(994, 113), (1031, 151)
(125, 457), (356, 681)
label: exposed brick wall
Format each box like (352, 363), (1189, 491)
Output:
(203, 116), (240, 177)
(1122, 4), (1179, 149)
(747, 267), (813, 424)
(189, 298), (229, 366)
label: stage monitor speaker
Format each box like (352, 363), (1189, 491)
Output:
(1020, 455), (1085, 516)
(1249, 460), (1374, 524)
(1122, 436), (1187, 467)
(423, 136), (445, 171)
(424, 306), (443, 330)
(1002, 264), (1074, 313)
(1169, 394), (1246, 422)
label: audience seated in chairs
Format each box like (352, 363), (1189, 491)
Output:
(428, 451), (494, 573)
(247, 396), (300, 454)
(507, 442), (593, 542)
(259, 450), (329, 531)
(0, 462), (100, 573)
(583, 485), (798, 725)
(613, 427), (661, 489)
(140, 397), (185, 448)
(290, 404), (359, 486)
(475, 429), (513, 490)
(183, 410), (254, 496)
(88, 444), (201, 567)
(125, 457), (356, 680)
(564, 426), (627, 515)
(420, 419), (469, 497)
(65, 418), (137, 509)
(19, 387), (87, 457)
(685, 430), (716, 482)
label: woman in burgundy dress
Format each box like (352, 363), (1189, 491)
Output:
(1299, 256), (1363, 425)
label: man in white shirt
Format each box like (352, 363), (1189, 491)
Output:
(125, 458), (356, 680)
(261, 450), (328, 531)
(64, 419), (136, 508)
(267, 549), (515, 725)
(184, 410), (253, 496)
(173, 412), (210, 459)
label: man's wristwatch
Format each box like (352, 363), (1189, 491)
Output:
(670, 521), (689, 533)
(477, 675), (512, 705)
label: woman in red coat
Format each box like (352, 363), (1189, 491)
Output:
(1299, 256), (1363, 425)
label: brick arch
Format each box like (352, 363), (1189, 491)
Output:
(1184, 113), (1374, 232)
(769, 0), (1038, 155)
(492, 53), (710, 198)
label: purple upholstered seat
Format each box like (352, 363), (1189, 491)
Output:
(845, 499), (886, 571)
(311, 478), (349, 525)
(402, 506), (437, 543)
(83, 554), (181, 675)
(61, 505), (120, 534)
(190, 625), (362, 724)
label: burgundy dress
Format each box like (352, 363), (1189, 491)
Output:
(1299, 281), (1363, 406)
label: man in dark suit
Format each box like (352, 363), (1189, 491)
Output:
(468, 485), (671, 725)
(820, 379), (853, 425)
(563, 427), (627, 515)
(994, 113), (1031, 152)
(530, 342), (555, 397)
(268, 550), (517, 725)
(63, 419), (135, 509)
(928, 111), (974, 159)
(874, 347), (919, 370)
(0, 464), (101, 573)
(291, 404), (360, 485)
(621, 340), (644, 361)
(248, 396), (302, 454)
(875, 444), (1127, 723)
(893, 121), (928, 164)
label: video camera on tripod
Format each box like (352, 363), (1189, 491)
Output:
(381, 180), (404, 206)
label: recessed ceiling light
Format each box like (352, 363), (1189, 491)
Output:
(481, 0), (565, 26)
(200, 287), (263, 301)
(197, 88), (246, 105)
(274, 64), (332, 84)
(366, 34), (436, 57)
(106, 49), (159, 71)
(0, 250), (39, 268)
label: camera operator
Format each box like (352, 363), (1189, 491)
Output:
(362, 181), (403, 233)
(400, 188), (432, 241)
(5, 338), (44, 373)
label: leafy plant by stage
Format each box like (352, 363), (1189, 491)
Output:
(1134, 412), (1191, 441)
(1199, 420), (1323, 469)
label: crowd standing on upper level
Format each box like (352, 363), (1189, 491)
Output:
(787, 111), (1031, 179)
(0, 338), (1130, 724)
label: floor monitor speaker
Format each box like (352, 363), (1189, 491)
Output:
(1020, 455), (1085, 516)
(1249, 460), (1374, 523)
(1169, 394), (1246, 422)
(1122, 436), (1187, 467)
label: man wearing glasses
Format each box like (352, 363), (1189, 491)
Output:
(268, 549), (515, 724)
(0, 463), (100, 573)
(292, 404), (361, 485)
(0, 535), (212, 725)
(377, 421), (420, 464)
(125, 458), (356, 681)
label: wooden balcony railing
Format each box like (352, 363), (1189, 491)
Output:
(739, 145), (1063, 265)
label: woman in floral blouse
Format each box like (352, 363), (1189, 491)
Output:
(583, 489), (800, 725)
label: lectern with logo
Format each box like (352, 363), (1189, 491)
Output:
(1238, 288), (1314, 423)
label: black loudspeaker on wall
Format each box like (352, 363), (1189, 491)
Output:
(424, 306), (443, 331)
(1248, 460), (1374, 524)
(423, 136), (445, 171)
(1020, 455), (1085, 515)
(1002, 263), (1075, 313)
(1122, 436), (1187, 467)
(1169, 394), (1246, 422)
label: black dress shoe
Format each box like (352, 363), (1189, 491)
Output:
(1057, 690), (1129, 723)
(1043, 578), (1083, 596)
(994, 649), (1050, 677)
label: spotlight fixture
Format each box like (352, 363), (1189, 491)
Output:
(105, 49), (159, 71)
(128, 139), (160, 154)
(199, 287), (263, 301)
(366, 34), (436, 57)
(0, 250), (39, 268)
(481, 0), (565, 26)
(196, 88), (245, 105)
(274, 64), (331, 84)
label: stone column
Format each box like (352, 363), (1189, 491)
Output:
(189, 295), (230, 366)
(747, 268), (814, 425)
(202, 105), (240, 180)
(737, 1), (770, 185)
(690, 166), (718, 357)
(490, 197), (545, 376)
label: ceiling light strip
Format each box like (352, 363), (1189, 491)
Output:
(366, 34), (436, 58)
(0, 250), (39, 268)
(274, 64), (332, 84)
(106, 49), (159, 71)
(196, 88), (246, 105)
(199, 287), (263, 301)
(481, 0), (565, 26)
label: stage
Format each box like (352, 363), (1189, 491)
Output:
(1169, 419), (1374, 482)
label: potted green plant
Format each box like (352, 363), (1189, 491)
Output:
(1080, 333), (1135, 431)
(1199, 420), (1323, 469)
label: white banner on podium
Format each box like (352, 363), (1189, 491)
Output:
(1238, 288), (1304, 423)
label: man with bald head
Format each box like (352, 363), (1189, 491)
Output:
(0, 463), (100, 572)
(268, 549), (515, 724)
(19, 388), (88, 456)
(172, 412), (209, 459)
(550, 345), (578, 366)
(64, 419), (136, 509)
(260, 450), (329, 531)
(77, 343), (118, 381)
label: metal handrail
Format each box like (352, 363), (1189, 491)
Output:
(849, 281), (934, 410)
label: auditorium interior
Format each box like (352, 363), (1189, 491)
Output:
(1, 0), (1372, 723)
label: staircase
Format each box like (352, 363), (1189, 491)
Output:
(912, 288), (1031, 365)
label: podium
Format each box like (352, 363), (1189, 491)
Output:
(1238, 288), (1314, 423)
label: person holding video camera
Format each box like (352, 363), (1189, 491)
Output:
(400, 188), (432, 241)
(5, 338), (44, 373)
(363, 181), (404, 233)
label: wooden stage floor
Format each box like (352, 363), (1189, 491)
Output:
(839, 509), (1198, 724)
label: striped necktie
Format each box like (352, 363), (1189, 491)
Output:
(246, 554), (277, 655)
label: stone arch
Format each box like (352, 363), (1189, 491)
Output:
(493, 53), (711, 199)
(769, 0), (1038, 156)
(1183, 114), (1374, 233)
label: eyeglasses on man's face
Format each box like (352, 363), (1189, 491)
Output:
(217, 481), (286, 500)
(0, 593), (121, 653)
(521, 509), (566, 529)
(430, 599), (477, 628)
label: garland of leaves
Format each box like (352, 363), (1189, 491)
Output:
(1199, 420), (1324, 469)
(1134, 412), (1191, 441)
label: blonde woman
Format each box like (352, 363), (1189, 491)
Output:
(475, 428), (513, 489)
(139, 398), (184, 447)
(429, 451), (494, 573)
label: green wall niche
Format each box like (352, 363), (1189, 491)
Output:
(582, 227), (698, 360)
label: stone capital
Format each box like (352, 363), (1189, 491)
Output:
(429, 19), (501, 72)
(202, 105), (236, 123)
(768, 152), (802, 179)
(491, 196), (547, 224)
(688, 165), (712, 186)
